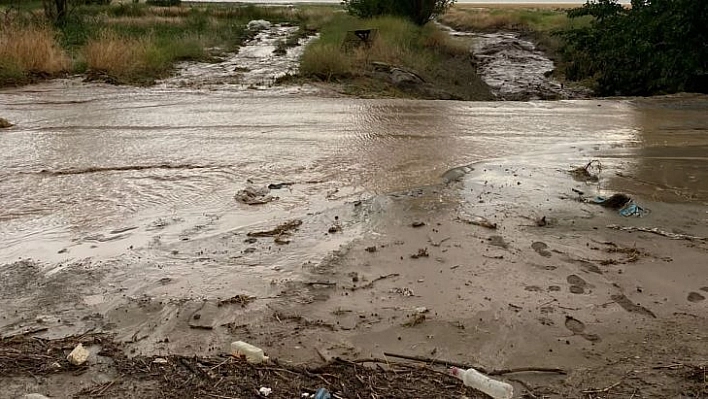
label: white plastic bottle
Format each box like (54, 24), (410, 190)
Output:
(450, 367), (514, 399)
(230, 341), (269, 364)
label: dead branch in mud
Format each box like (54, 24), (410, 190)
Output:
(607, 224), (707, 241)
(569, 159), (602, 182)
(247, 219), (302, 237)
(581, 380), (623, 394)
(348, 273), (400, 291)
(380, 352), (566, 376)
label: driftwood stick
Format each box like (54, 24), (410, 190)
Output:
(382, 352), (566, 375)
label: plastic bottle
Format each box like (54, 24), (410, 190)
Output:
(230, 341), (269, 364)
(450, 367), (513, 399)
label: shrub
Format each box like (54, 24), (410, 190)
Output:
(146, 0), (180, 6)
(560, 0), (708, 95)
(0, 23), (71, 84)
(343, 0), (455, 25)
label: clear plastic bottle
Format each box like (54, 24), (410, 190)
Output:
(450, 367), (514, 399)
(230, 341), (269, 364)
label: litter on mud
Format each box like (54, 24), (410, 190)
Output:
(589, 193), (648, 217)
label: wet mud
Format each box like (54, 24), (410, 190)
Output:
(1, 77), (708, 398)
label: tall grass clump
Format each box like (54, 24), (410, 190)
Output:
(82, 31), (206, 83)
(301, 14), (467, 80)
(83, 31), (149, 75)
(0, 22), (70, 85)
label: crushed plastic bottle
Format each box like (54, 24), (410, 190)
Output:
(314, 388), (331, 399)
(450, 367), (513, 399)
(230, 341), (269, 364)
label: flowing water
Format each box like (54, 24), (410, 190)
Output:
(2, 84), (707, 268)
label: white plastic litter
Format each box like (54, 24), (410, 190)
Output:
(450, 367), (513, 399)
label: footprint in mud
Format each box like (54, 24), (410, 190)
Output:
(564, 316), (585, 334)
(611, 293), (656, 318)
(564, 316), (601, 342)
(687, 292), (705, 302)
(531, 241), (552, 257)
(567, 274), (587, 294)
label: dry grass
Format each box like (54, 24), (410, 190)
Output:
(0, 23), (70, 77)
(300, 42), (352, 80)
(440, 5), (584, 33)
(104, 15), (186, 27)
(83, 32), (150, 75)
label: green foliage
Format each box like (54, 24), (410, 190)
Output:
(343, 0), (455, 25)
(145, 0), (180, 6)
(560, 0), (708, 95)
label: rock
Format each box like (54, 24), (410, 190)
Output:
(247, 19), (272, 31)
(23, 394), (50, 399)
(371, 61), (392, 72)
(235, 186), (277, 205)
(67, 343), (90, 366)
(390, 68), (424, 86)
(153, 358), (168, 364)
(0, 117), (13, 128)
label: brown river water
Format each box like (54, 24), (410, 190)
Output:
(2, 82), (707, 287)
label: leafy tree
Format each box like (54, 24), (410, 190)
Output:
(560, 0), (708, 95)
(343, 0), (455, 25)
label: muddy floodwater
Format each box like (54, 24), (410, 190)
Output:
(1, 79), (707, 396)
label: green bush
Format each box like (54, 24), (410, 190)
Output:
(560, 0), (708, 95)
(343, 0), (455, 25)
(145, 0), (180, 6)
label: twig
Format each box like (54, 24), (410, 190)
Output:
(652, 363), (684, 370)
(582, 380), (622, 394)
(381, 352), (566, 375)
(205, 394), (239, 399)
(1, 327), (49, 340)
(607, 224), (707, 241)
(95, 376), (119, 396)
(382, 352), (476, 371)
(349, 274), (400, 291)
(209, 358), (231, 371)
(488, 366), (566, 376)
(508, 378), (538, 399)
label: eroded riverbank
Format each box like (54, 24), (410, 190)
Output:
(1, 85), (707, 397)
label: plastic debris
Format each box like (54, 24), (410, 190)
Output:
(259, 387), (272, 397)
(450, 366), (513, 399)
(67, 343), (90, 366)
(314, 388), (331, 399)
(588, 193), (648, 217)
(231, 341), (269, 364)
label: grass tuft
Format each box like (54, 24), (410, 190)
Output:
(0, 22), (70, 85)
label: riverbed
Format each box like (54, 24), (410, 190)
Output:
(1, 26), (707, 399)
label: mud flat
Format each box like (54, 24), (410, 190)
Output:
(1, 81), (707, 398)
